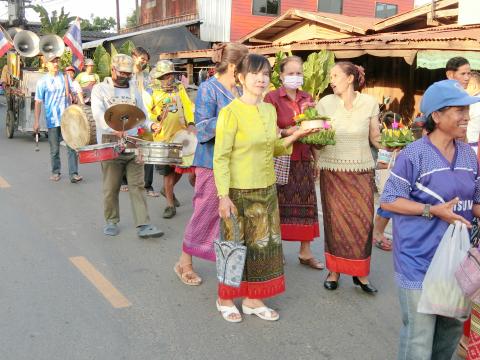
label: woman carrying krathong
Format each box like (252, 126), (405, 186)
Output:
(315, 61), (381, 294)
(264, 56), (324, 270)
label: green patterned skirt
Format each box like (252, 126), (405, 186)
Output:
(218, 184), (286, 299)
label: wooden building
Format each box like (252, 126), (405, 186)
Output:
(160, 0), (478, 122)
(132, 0), (414, 42)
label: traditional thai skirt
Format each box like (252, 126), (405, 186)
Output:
(182, 167), (218, 261)
(218, 185), (285, 299)
(319, 170), (374, 277)
(277, 160), (320, 241)
(468, 303), (480, 359)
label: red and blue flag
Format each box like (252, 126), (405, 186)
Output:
(63, 18), (84, 71)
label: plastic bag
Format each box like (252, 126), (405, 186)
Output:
(417, 221), (471, 320)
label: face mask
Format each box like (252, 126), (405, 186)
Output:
(140, 63), (148, 71)
(283, 75), (304, 90)
(114, 75), (130, 87)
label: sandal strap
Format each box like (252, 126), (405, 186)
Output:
(217, 304), (240, 317)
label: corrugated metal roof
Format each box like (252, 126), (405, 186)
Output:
(251, 23), (480, 49)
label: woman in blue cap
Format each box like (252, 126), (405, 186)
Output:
(381, 79), (480, 360)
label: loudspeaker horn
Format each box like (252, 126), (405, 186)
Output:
(13, 30), (39, 57)
(39, 34), (65, 60)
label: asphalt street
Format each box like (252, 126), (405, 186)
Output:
(0, 102), (401, 360)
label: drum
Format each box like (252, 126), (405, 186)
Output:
(77, 143), (122, 164)
(61, 104), (97, 149)
(135, 142), (183, 165)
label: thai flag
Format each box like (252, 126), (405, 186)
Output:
(0, 28), (13, 57)
(63, 18), (84, 71)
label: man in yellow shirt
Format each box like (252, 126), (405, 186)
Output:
(148, 60), (195, 218)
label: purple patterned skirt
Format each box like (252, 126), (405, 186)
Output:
(182, 167), (219, 261)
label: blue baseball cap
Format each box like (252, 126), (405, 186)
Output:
(420, 79), (480, 118)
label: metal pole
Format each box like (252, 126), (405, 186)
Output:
(116, 0), (120, 32)
(135, 0), (140, 25)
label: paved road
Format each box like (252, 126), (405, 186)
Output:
(0, 104), (401, 360)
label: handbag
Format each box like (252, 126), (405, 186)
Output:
(214, 213), (247, 288)
(455, 246), (480, 301)
(274, 155), (291, 185)
(375, 151), (396, 194)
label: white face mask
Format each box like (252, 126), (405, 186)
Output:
(283, 75), (304, 90)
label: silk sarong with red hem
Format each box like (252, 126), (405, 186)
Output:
(320, 170), (374, 277)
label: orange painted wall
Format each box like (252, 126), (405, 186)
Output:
(230, 0), (414, 41)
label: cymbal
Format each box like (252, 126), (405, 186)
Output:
(104, 103), (145, 132)
(172, 129), (198, 156)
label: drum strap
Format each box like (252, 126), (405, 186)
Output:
(64, 73), (71, 105)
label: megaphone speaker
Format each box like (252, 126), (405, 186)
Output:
(40, 34), (65, 60)
(13, 30), (40, 57)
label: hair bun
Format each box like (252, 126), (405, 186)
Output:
(211, 43), (227, 64)
(355, 65), (366, 89)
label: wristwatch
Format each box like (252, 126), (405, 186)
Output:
(422, 204), (433, 220)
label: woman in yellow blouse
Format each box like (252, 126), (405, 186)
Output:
(148, 60), (195, 219)
(213, 54), (316, 323)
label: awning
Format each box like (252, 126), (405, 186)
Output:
(333, 49), (417, 65)
(417, 50), (480, 70)
(83, 23), (210, 60)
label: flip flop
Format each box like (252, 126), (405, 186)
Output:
(242, 304), (279, 321)
(299, 257), (325, 270)
(216, 300), (242, 323)
(173, 262), (202, 286)
(374, 236), (393, 251)
(49, 174), (61, 182)
(137, 224), (164, 238)
(70, 174), (83, 183)
(146, 190), (160, 197)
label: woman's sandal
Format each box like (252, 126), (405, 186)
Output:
(242, 304), (279, 321)
(374, 235), (393, 251)
(173, 262), (202, 286)
(216, 300), (242, 323)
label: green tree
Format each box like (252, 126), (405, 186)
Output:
(126, 8), (139, 28)
(81, 15), (116, 31)
(32, 5), (76, 36)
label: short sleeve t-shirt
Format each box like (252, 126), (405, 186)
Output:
(35, 72), (72, 128)
(76, 72), (100, 88)
(381, 136), (480, 289)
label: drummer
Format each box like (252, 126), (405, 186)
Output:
(90, 54), (164, 238)
(147, 60), (195, 219)
(33, 54), (83, 183)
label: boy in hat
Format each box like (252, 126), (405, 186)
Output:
(33, 54), (82, 183)
(147, 60), (195, 219)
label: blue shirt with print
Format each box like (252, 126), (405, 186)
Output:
(192, 77), (237, 169)
(35, 72), (73, 128)
(381, 136), (480, 289)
